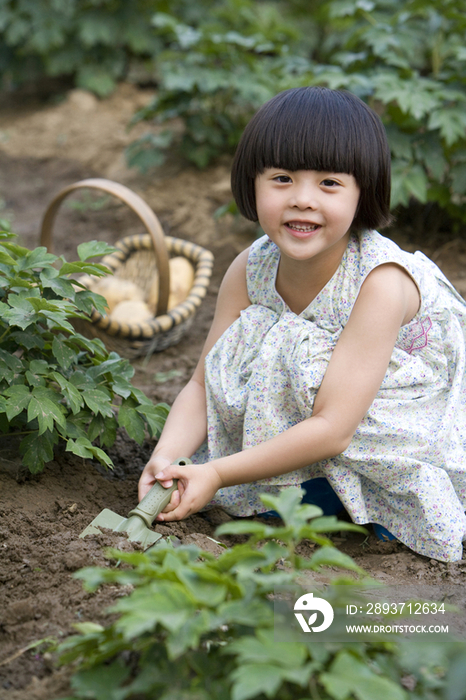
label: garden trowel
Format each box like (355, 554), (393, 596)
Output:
(79, 458), (191, 549)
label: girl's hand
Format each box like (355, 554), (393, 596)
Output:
(153, 462), (223, 522)
(138, 454), (175, 501)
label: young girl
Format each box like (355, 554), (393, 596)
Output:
(139, 86), (466, 562)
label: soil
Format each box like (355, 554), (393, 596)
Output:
(1, 84), (466, 700)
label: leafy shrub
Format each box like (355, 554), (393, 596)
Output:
(54, 488), (466, 699)
(0, 0), (177, 96)
(126, 2), (306, 170)
(128, 0), (466, 232)
(0, 0), (269, 97)
(0, 231), (168, 474)
(2, 0), (466, 228)
(304, 0), (466, 224)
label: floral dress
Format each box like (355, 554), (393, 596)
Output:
(194, 230), (466, 562)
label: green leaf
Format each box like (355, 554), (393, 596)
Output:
(74, 288), (108, 316)
(20, 431), (56, 474)
(216, 520), (269, 539)
(166, 608), (217, 659)
(65, 437), (93, 459)
(227, 629), (307, 667)
(429, 107), (466, 147)
(51, 372), (84, 414)
(308, 546), (366, 574)
(112, 581), (197, 639)
(66, 437), (113, 469)
(110, 378), (132, 399)
(87, 413), (117, 447)
(25, 297), (75, 315)
(4, 385), (31, 420)
(29, 359), (49, 375)
(69, 369), (96, 391)
(403, 164), (428, 203)
(391, 160), (428, 206)
(444, 649), (466, 700)
(230, 662), (310, 700)
(2, 297), (36, 330)
(177, 567), (228, 607)
(59, 261), (110, 276)
(320, 651), (407, 700)
(0, 250), (17, 266)
(77, 241), (117, 262)
(0, 349), (24, 383)
(52, 336), (77, 369)
(136, 402), (170, 438)
(125, 132), (171, 172)
(218, 540), (284, 572)
(72, 622), (105, 635)
(19, 247), (58, 271)
(25, 370), (45, 388)
(10, 330), (45, 351)
(76, 65), (116, 97)
(259, 488), (304, 521)
(71, 661), (131, 700)
(82, 388), (114, 417)
(28, 392), (67, 434)
(64, 419), (88, 441)
(118, 399), (146, 444)
(86, 356), (125, 381)
(305, 516), (367, 535)
(218, 598), (274, 628)
(40, 273), (75, 298)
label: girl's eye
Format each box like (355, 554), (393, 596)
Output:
(273, 175), (292, 183)
(321, 179), (339, 187)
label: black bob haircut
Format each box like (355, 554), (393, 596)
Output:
(231, 86), (392, 231)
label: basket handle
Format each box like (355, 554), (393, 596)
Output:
(39, 178), (170, 316)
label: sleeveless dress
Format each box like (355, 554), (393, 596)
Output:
(195, 230), (466, 562)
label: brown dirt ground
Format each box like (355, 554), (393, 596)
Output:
(1, 84), (466, 699)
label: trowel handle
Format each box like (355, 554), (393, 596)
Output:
(128, 458), (192, 527)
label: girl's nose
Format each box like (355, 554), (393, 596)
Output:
(290, 185), (319, 210)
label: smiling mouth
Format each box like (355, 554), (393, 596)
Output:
(286, 222), (320, 233)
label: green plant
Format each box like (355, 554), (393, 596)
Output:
(128, 0), (466, 233)
(51, 488), (463, 700)
(126, 1), (308, 170)
(0, 230), (169, 474)
(303, 0), (466, 225)
(0, 0), (165, 96)
(4, 0), (466, 230)
(0, 0), (256, 97)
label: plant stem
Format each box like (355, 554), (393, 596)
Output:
(0, 326), (11, 342)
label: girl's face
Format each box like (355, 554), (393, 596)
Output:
(255, 169), (360, 265)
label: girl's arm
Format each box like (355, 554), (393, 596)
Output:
(138, 247), (251, 500)
(154, 262), (420, 520)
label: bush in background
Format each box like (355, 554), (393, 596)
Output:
(1, 0), (466, 232)
(306, 0), (466, 227)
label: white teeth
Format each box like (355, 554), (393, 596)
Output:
(288, 223), (318, 232)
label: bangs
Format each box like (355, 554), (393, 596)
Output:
(244, 88), (374, 188)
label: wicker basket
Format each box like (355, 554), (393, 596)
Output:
(39, 178), (214, 359)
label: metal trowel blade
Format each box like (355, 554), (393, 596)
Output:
(79, 508), (163, 549)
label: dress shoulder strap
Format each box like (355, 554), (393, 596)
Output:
(246, 235), (282, 310)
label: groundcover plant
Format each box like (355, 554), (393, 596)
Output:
(54, 489), (466, 700)
(0, 231), (169, 474)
